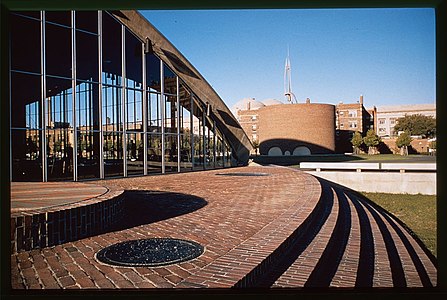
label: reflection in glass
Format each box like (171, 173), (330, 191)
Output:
(46, 77), (73, 130)
(102, 12), (122, 83)
(11, 72), (41, 129)
(13, 11), (41, 19)
(180, 134), (192, 172)
(75, 11), (98, 34)
(77, 131), (100, 179)
(11, 129), (43, 181)
(125, 29), (142, 87)
(46, 23), (72, 78)
(9, 10), (236, 182)
(126, 89), (143, 131)
(216, 133), (224, 168)
(147, 134), (162, 174)
(102, 85), (122, 131)
(76, 81), (99, 131)
(164, 134), (178, 173)
(204, 124), (215, 169)
(179, 83), (192, 134)
(224, 142), (232, 167)
(148, 92), (161, 132)
(126, 133), (144, 176)
(192, 104), (203, 170)
(76, 30), (99, 82)
(164, 95), (177, 134)
(146, 53), (161, 92)
(10, 14), (41, 74)
(46, 11), (71, 27)
(103, 132), (124, 177)
(163, 64), (176, 95)
(46, 129), (73, 181)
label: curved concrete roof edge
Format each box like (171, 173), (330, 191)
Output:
(112, 10), (252, 164)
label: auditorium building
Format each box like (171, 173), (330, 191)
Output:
(8, 10), (252, 182)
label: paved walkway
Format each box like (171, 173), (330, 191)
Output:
(10, 166), (437, 289)
(11, 182), (108, 212)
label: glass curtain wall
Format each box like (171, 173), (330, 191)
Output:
(9, 10), (234, 182)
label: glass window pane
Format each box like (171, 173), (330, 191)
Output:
(148, 92), (161, 132)
(46, 129), (73, 181)
(45, 23), (72, 78)
(126, 133), (144, 176)
(13, 11), (41, 19)
(11, 129), (43, 181)
(77, 130), (100, 179)
(11, 72), (41, 129)
(146, 53), (160, 92)
(103, 132), (123, 177)
(147, 134), (162, 174)
(193, 112), (203, 170)
(126, 89), (143, 131)
(205, 125), (214, 169)
(10, 13), (41, 73)
(76, 30), (99, 82)
(164, 134), (178, 173)
(76, 81), (99, 131)
(75, 11), (98, 34)
(102, 12), (122, 84)
(46, 11), (71, 27)
(46, 76), (73, 129)
(125, 29), (142, 87)
(102, 85), (122, 131)
(165, 95), (177, 133)
(179, 82), (191, 134)
(216, 134), (224, 168)
(180, 134), (192, 172)
(163, 63), (176, 95)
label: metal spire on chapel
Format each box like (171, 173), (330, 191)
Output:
(284, 46), (297, 103)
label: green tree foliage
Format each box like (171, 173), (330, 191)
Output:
(396, 131), (412, 155)
(363, 129), (381, 155)
(350, 131), (363, 154)
(429, 140), (436, 149)
(252, 139), (259, 156)
(394, 114), (436, 137)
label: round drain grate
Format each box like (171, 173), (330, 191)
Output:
(216, 172), (270, 177)
(95, 238), (204, 267)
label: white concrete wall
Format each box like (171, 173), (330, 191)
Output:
(305, 171), (436, 195)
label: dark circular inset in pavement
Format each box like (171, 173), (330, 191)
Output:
(96, 238), (204, 267)
(216, 172), (270, 176)
(216, 172), (270, 177)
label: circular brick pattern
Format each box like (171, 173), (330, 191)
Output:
(95, 238), (204, 267)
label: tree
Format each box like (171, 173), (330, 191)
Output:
(396, 131), (412, 156)
(393, 114), (436, 138)
(350, 131), (363, 154)
(363, 129), (381, 155)
(252, 139), (259, 156)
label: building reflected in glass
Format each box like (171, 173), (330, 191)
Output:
(9, 11), (241, 182)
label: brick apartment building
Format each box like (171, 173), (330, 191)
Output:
(335, 95), (376, 153)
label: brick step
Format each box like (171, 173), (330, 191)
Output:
(345, 190), (437, 287)
(270, 183), (340, 287)
(247, 178), (437, 288)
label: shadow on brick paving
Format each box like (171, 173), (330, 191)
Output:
(112, 191), (208, 231)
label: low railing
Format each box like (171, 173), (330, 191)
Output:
(300, 162), (436, 173)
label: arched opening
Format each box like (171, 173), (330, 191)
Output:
(268, 146), (282, 156)
(293, 146), (311, 156)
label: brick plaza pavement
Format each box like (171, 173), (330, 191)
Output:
(10, 165), (437, 290)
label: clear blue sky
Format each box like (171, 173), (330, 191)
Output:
(140, 8), (435, 109)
